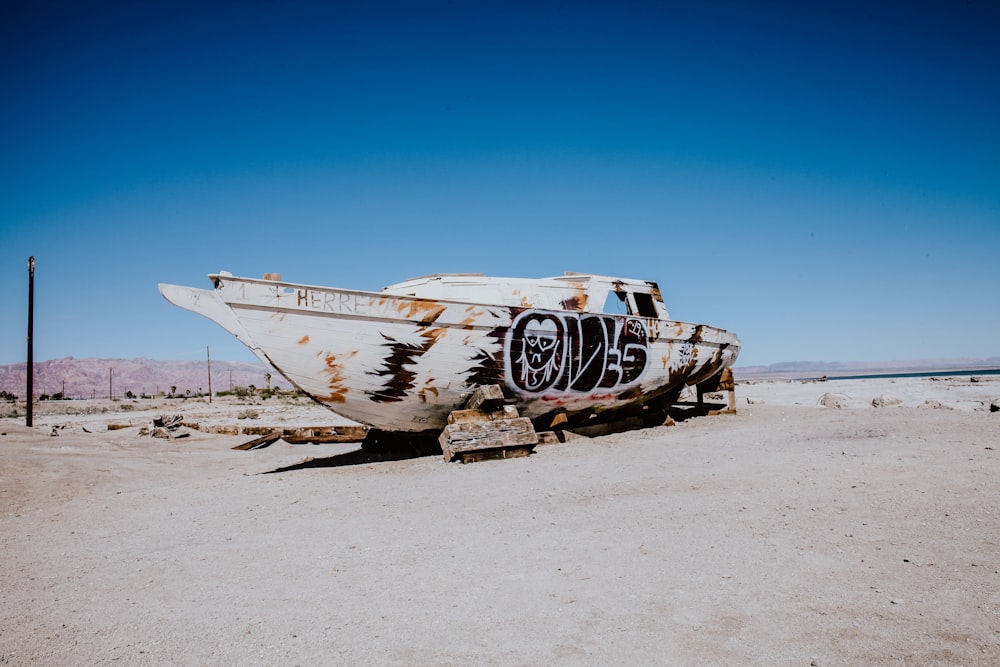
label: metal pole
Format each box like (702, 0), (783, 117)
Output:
(26, 256), (34, 427)
(109, 368), (113, 400)
(206, 346), (212, 403)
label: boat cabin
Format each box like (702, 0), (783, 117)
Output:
(381, 272), (671, 320)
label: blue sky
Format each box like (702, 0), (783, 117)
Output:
(2, 0), (998, 367)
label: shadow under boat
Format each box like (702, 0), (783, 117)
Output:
(258, 397), (732, 474)
(260, 431), (442, 473)
(261, 447), (425, 473)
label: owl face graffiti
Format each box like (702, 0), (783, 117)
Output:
(517, 316), (562, 391)
(505, 310), (649, 395)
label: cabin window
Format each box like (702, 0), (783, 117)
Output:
(603, 291), (629, 315)
(633, 292), (659, 318)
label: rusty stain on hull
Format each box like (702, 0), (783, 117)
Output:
(559, 293), (586, 312)
(395, 299), (446, 323)
(417, 382), (440, 403)
(321, 351), (352, 403)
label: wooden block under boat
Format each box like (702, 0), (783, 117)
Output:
(456, 446), (534, 463)
(439, 417), (538, 462)
(464, 384), (507, 412)
(447, 405), (521, 424)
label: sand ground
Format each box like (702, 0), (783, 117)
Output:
(1, 376), (998, 665)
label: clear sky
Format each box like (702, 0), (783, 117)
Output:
(2, 0), (998, 367)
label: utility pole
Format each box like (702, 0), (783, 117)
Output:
(109, 368), (113, 400)
(206, 346), (212, 403)
(26, 256), (34, 427)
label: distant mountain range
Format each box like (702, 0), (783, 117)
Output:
(735, 357), (1000, 380)
(2, 356), (998, 400)
(0, 357), (291, 400)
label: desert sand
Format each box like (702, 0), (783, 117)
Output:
(1, 375), (998, 665)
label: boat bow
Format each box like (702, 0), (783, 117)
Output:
(158, 283), (261, 355)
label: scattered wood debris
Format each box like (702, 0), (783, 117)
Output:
(185, 422), (368, 443)
(137, 415), (189, 439)
(232, 431), (282, 450)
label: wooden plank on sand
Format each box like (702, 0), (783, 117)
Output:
(232, 431), (282, 450)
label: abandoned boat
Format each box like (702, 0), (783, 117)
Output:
(159, 272), (740, 434)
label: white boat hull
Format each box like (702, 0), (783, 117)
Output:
(160, 274), (740, 433)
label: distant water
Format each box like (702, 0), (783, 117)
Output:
(827, 368), (1000, 381)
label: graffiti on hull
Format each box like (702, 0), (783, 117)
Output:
(505, 310), (649, 395)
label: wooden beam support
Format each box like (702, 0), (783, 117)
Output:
(464, 384), (507, 412)
(439, 417), (538, 462)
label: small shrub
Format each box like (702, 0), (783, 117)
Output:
(218, 386), (254, 398)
